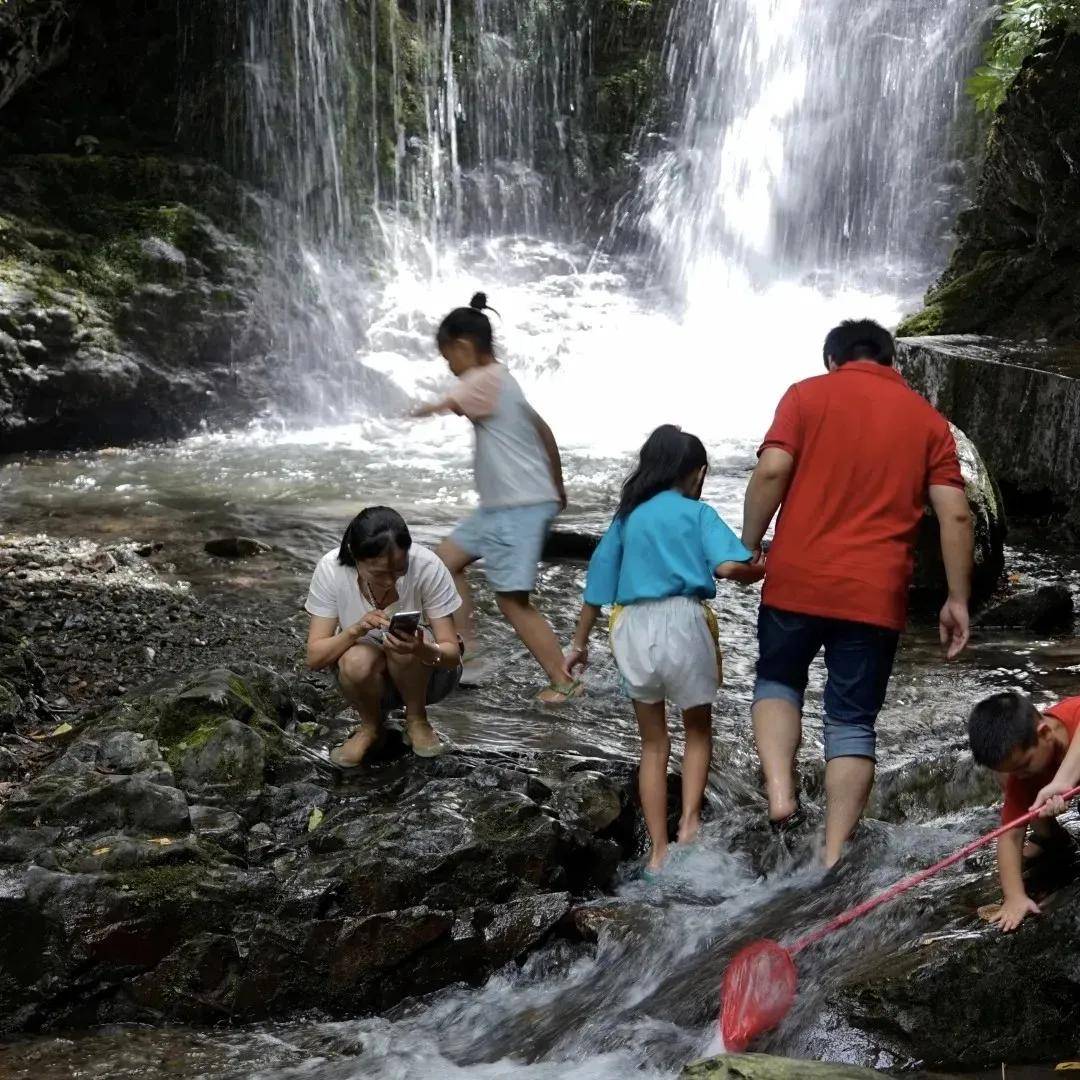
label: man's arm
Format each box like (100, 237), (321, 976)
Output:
(742, 448), (794, 552)
(928, 484), (973, 660)
(529, 407), (567, 510)
(990, 827), (1039, 932)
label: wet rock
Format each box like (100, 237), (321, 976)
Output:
(682, 1055), (892, 1079)
(0, 1), (76, 111)
(0, 680), (23, 730)
(481, 892), (571, 962)
(828, 878), (1080, 1068)
(0, 662), (643, 1033)
(897, 31), (1080, 342)
(975, 584), (1074, 633)
(899, 337), (1080, 527)
(188, 804), (245, 856)
(204, 537), (272, 558)
(179, 718), (265, 791)
(0, 157), (272, 452)
(542, 529), (599, 562)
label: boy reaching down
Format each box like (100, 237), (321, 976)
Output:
(967, 691), (1080, 931)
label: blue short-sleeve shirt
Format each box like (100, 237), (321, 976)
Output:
(583, 490), (752, 606)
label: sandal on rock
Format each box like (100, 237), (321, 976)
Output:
(328, 746), (365, 771)
(535, 679), (584, 706)
(403, 723), (450, 758)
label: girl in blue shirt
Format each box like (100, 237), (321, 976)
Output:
(566, 425), (763, 874)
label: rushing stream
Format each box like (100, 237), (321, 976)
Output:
(4, 0), (1079, 1076)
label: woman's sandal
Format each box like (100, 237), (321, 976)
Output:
(328, 746), (365, 771)
(535, 679), (584, 706)
(402, 723), (450, 758)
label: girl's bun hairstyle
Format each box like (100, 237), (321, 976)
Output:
(437, 291), (496, 353)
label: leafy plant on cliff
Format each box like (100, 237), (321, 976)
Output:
(968, 0), (1080, 112)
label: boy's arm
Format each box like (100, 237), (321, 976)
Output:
(990, 827), (1040, 932)
(1032, 721), (1080, 815)
(742, 448), (794, 553)
(528, 406), (567, 510)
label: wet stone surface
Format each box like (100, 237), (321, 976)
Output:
(0, 653), (641, 1033)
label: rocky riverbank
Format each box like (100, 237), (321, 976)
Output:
(0, 534), (645, 1032)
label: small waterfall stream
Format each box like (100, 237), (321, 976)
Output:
(6, 3), (1060, 1077)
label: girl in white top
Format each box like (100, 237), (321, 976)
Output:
(305, 507), (462, 766)
(412, 292), (579, 706)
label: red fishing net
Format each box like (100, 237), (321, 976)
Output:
(719, 939), (798, 1052)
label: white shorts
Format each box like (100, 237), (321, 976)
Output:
(610, 596), (720, 709)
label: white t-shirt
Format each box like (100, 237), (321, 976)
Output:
(304, 544), (461, 630)
(446, 364), (559, 510)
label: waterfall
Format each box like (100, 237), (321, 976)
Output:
(210, 0), (995, 433)
(636, 0), (993, 301)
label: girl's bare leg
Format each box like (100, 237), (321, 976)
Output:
(678, 704), (712, 844)
(634, 699), (671, 870)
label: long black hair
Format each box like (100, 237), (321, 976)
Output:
(616, 425), (708, 520)
(337, 507), (413, 567)
(436, 291), (498, 354)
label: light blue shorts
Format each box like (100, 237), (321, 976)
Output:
(451, 501), (559, 594)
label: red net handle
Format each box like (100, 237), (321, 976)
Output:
(790, 785), (1080, 956)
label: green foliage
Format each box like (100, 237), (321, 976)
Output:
(968, 0), (1080, 112)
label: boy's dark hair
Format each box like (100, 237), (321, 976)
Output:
(616, 424), (708, 520)
(967, 691), (1041, 768)
(823, 319), (896, 368)
(436, 291), (496, 354)
(337, 507), (413, 567)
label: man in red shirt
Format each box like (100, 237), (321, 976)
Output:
(968, 691), (1080, 931)
(742, 319), (974, 867)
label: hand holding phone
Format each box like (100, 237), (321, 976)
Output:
(388, 610), (422, 641)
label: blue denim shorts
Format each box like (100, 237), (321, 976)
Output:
(753, 605), (899, 762)
(451, 501), (559, 594)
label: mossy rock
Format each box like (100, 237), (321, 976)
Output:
(91, 666), (290, 781)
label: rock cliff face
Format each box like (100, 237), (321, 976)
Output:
(898, 29), (1080, 341)
(898, 335), (1080, 533)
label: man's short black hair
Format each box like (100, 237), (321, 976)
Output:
(823, 319), (896, 367)
(967, 691), (1041, 768)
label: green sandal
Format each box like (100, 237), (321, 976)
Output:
(535, 679), (584, 706)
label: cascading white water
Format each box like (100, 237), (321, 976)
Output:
(639, 0), (992, 299)
(226, 0), (996, 447)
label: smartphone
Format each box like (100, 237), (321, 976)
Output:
(388, 610), (421, 640)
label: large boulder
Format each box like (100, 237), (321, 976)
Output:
(975, 583), (1075, 634)
(826, 877), (1080, 1068)
(911, 425), (1005, 608)
(0, 664), (640, 1034)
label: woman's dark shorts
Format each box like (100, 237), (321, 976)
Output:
(753, 604), (899, 762)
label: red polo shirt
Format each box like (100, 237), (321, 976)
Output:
(1002, 697), (1080, 824)
(759, 361), (964, 631)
